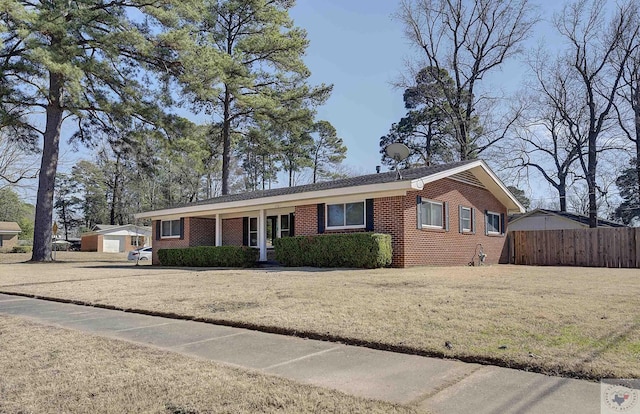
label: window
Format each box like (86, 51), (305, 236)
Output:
(131, 236), (144, 246)
(419, 199), (447, 229)
(459, 206), (475, 233)
(161, 220), (181, 238)
(248, 217), (258, 247)
(280, 214), (290, 237)
(326, 202), (365, 229)
(486, 211), (502, 235)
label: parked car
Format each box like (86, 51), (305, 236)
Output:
(127, 246), (152, 261)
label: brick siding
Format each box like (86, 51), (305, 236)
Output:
(190, 218), (216, 246)
(294, 205), (317, 236)
(222, 218), (243, 246)
(403, 178), (507, 267)
(291, 178), (507, 267)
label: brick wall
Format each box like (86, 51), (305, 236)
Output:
(373, 196), (406, 267)
(294, 205), (317, 236)
(222, 218), (243, 246)
(290, 179), (508, 267)
(403, 178), (507, 267)
(81, 234), (98, 252)
(190, 218), (216, 246)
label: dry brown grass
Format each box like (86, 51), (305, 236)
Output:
(0, 315), (414, 413)
(1, 255), (639, 380)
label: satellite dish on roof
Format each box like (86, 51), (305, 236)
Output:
(385, 143), (410, 162)
(384, 143), (410, 179)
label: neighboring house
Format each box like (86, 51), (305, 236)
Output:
(136, 160), (525, 267)
(81, 224), (152, 253)
(508, 209), (626, 231)
(0, 221), (21, 252)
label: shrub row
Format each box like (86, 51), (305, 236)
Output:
(274, 233), (392, 268)
(11, 246), (32, 253)
(158, 246), (258, 267)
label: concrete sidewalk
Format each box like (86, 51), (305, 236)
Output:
(0, 293), (602, 413)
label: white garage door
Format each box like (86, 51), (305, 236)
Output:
(103, 236), (123, 253)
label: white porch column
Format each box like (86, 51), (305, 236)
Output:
(258, 209), (267, 261)
(215, 213), (222, 246)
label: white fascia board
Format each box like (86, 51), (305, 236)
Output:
(410, 160), (484, 190)
(135, 181), (412, 220)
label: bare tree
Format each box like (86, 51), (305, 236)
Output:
(554, 0), (639, 227)
(397, 0), (538, 160)
(614, 9), (640, 210)
(509, 53), (588, 212)
(0, 135), (39, 190)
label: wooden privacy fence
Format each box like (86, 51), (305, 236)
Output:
(508, 228), (640, 268)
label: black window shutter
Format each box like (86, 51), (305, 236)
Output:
(416, 195), (422, 228)
(365, 199), (374, 231)
(179, 218), (185, 240)
(155, 220), (160, 240)
(317, 204), (325, 234)
(242, 217), (248, 246)
(444, 202), (449, 231)
(289, 213), (295, 237)
(500, 213), (506, 235)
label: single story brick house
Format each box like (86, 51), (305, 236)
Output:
(81, 224), (151, 253)
(135, 160), (525, 267)
(0, 221), (21, 252)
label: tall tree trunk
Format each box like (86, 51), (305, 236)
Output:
(32, 72), (64, 261)
(221, 85), (232, 195)
(558, 177), (567, 212)
(587, 133), (598, 227)
(110, 153), (122, 225)
(634, 85), (640, 205)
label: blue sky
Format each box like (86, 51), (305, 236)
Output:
(289, 1), (412, 174)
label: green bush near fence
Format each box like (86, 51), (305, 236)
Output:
(158, 246), (258, 267)
(274, 233), (392, 268)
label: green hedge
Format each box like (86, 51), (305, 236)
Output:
(274, 233), (392, 268)
(158, 246), (258, 267)
(11, 246), (32, 253)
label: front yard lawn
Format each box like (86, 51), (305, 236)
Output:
(1, 254), (638, 380)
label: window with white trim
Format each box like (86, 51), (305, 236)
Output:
(326, 201), (365, 229)
(131, 236), (144, 246)
(419, 199), (445, 228)
(280, 214), (290, 238)
(248, 217), (258, 247)
(161, 220), (181, 238)
(486, 211), (502, 235)
(460, 206), (475, 233)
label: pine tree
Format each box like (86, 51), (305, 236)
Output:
(0, 0), (199, 260)
(180, 0), (331, 194)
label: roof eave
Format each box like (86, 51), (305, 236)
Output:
(135, 180), (414, 220)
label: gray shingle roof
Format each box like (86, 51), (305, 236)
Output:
(509, 209), (626, 228)
(169, 160), (476, 210)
